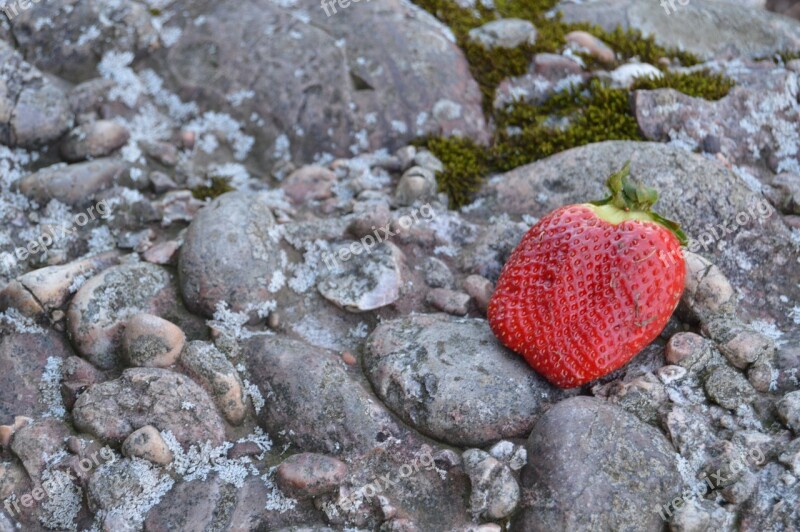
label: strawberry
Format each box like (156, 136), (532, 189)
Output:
(487, 162), (687, 388)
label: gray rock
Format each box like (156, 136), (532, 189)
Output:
(777, 391), (800, 432)
(462, 274), (494, 314)
(665, 332), (722, 376)
(488, 440), (527, 471)
(9, 1), (159, 84)
(494, 53), (586, 108)
(394, 166), (438, 207)
(468, 19), (537, 48)
(473, 141), (799, 327)
(557, 0), (800, 59)
(10, 418), (71, 481)
(73, 367), (225, 446)
(316, 241), (404, 312)
(462, 449), (520, 519)
(179, 191), (284, 317)
(680, 252), (736, 323)
(564, 31), (615, 63)
(156, 0), (488, 171)
(0, 40), (72, 148)
(704, 366), (757, 410)
(67, 262), (202, 369)
(363, 314), (567, 447)
(515, 396), (681, 531)
(739, 462), (800, 530)
(181, 341), (246, 425)
(669, 498), (736, 532)
(420, 257), (454, 289)
(425, 288), (470, 315)
(17, 159), (129, 207)
(60, 120), (130, 162)
(633, 65), (800, 174)
(282, 166), (336, 204)
(0, 330), (73, 425)
(609, 62), (662, 88)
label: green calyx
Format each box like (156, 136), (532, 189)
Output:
(588, 161), (688, 245)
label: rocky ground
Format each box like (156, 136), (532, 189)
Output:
(0, 0), (799, 531)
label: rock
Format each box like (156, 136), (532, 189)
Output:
(462, 449), (519, 519)
(0, 252), (120, 319)
(67, 262), (202, 369)
(599, 373), (669, 425)
(777, 391), (800, 432)
(122, 313), (186, 368)
(363, 314), (567, 447)
(148, 171), (178, 194)
(348, 201), (392, 239)
(494, 53), (586, 108)
(609, 63), (662, 88)
(121, 426), (173, 465)
(244, 335), (408, 455)
(156, 0), (488, 170)
(462, 274), (494, 314)
(425, 288), (470, 315)
(276, 453), (347, 498)
(0, 330), (73, 424)
(10, 418), (71, 481)
(9, 1), (159, 83)
(665, 332), (716, 369)
(704, 366), (757, 410)
(717, 326), (776, 369)
(680, 252), (736, 323)
(557, 0), (800, 59)
(488, 441), (527, 471)
(282, 166), (336, 203)
(420, 257), (454, 289)
(178, 191), (284, 317)
(413, 150), (445, 173)
(516, 396), (681, 531)
(143, 475), (224, 532)
(467, 19), (537, 48)
(73, 368), (225, 446)
(60, 120), (130, 162)
(669, 498), (736, 532)
(0, 40), (72, 148)
(316, 241), (404, 312)
(140, 141), (179, 167)
(739, 462), (800, 530)
(564, 31), (615, 63)
(473, 141), (798, 327)
(17, 159), (129, 207)
(181, 341), (246, 425)
(633, 64), (799, 175)
(61, 355), (104, 409)
(394, 166), (438, 207)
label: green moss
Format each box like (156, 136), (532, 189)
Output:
(630, 69), (734, 100)
(410, 0), (732, 206)
(191, 177), (235, 200)
(420, 137), (489, 208)
(759, 49), (800, 64)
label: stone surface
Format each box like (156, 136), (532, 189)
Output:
(425, 287), (470, 315)
(316, 241), (404, 312)
(0, 40), (72, 148)
(181, 341), (246, 425)
(0, 330), (73, 425)
(60, 120), (130, 162)
(179, 191), (284, 317)
(73, 368), (225, 446)
(777, 391), (800, 432)
(121, 425), (174, 465)
(557, 0), (800, 59)
(363, 314), (567, 447)
(155, 0), (488, 172)
(276, 453), (347, 498)
(564, 31), (615, 63)
(462, 449), (520, 519)
(468, 19), (537, 48)
(67, 262), (202, 369)
(473, 141), (800, 327)
(680, 251), (736, 323)
(704, 366), (757, 410)
(17, 159), (129, 207)
(515, 396), (681, 531)
(123, 313), (186, 368)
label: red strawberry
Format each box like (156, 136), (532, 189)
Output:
(487, 162), (687, 388)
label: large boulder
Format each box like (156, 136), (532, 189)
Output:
(557, 0), (800, 59)
(154, 0), (488, 171)
(515, 396), (681, 531)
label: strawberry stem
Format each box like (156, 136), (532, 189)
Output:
(590, 161), (688, 245)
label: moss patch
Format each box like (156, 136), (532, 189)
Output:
(191, 177), (235, 201)
(410, 0), (730, 207)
